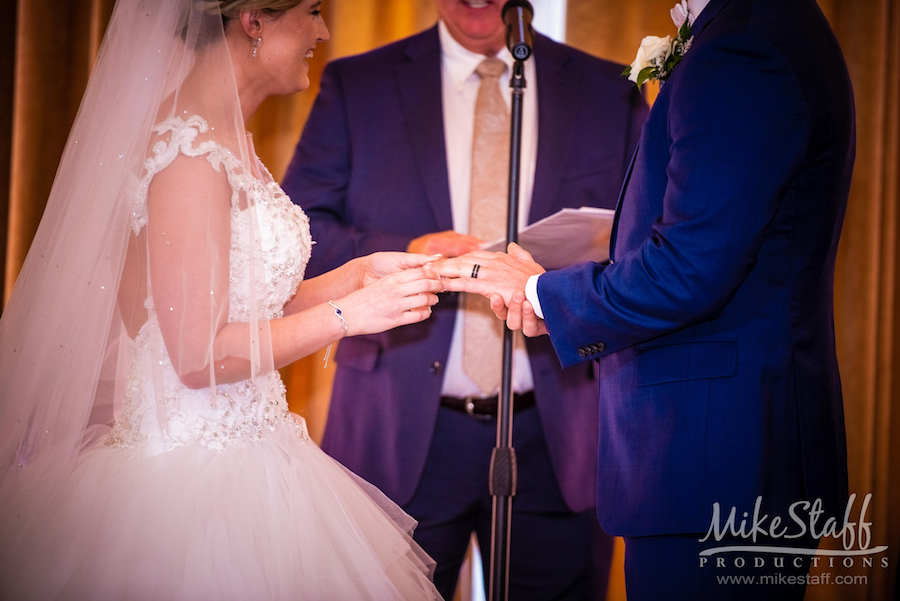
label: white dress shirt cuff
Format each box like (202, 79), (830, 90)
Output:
(525, 274), (545, 320)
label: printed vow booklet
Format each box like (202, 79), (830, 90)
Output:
(482, 206), (615, 269)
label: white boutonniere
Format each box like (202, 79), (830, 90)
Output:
(623, 1), (695, 87)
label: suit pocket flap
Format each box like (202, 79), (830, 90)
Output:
(636, 339), (736, 387)
(334, 336), (382, 373)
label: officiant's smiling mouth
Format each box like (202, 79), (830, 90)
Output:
(458, 0), (498, 13)
(437, 0), (506, 56)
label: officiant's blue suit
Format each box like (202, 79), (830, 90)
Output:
(283, 26), (646, 597)
(537, 0), (853, 596)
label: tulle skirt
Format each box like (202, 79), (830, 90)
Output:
(0, 419), (438, 600)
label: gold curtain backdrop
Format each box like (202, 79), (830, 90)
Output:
(2, 1), (898, 599)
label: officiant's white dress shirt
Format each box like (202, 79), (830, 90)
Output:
(438, 21), (538, 398)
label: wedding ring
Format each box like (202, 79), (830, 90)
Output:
(471, 264), (481, 279)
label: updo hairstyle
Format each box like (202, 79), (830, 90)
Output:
(217, 0), (304, 21)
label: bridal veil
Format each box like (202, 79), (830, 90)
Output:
(0, 0), (271, 544)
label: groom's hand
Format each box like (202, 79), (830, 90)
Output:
(494, 290), (549, 337)
(431, 243), (545, 306)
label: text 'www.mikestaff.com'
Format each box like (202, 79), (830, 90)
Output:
(716, 574), (868, 586)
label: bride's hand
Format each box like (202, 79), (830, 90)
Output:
(339, 266), (442, 335)
(357, 252), (443, 289)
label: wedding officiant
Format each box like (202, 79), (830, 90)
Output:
(281, 0), (647, 597)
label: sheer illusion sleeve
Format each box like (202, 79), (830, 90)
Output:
(146, 154), (235, 388)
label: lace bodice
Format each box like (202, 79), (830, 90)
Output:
(106, 115), (312, 453)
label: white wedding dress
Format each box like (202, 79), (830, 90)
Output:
(2, 116), (438, 601)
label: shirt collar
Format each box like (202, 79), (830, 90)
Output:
(438, 20), (514, 92)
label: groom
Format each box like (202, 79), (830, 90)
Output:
(437, 0), (855, 599)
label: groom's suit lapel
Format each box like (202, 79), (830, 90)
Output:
(397, 27), (454, 232)
(691, 0), (733, 37)
(608, 0), (733, 262)
(607, 139), (641, 263)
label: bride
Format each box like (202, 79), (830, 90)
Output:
(0, 0), (442, 599)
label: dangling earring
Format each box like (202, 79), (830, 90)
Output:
(252, 37), (262, 58)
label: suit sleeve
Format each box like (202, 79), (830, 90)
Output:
(281, 63), (414, 278)
(539, 32), (810, 368)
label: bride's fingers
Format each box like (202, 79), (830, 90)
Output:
(387, 279), (441, 305)
(371, 252), (443, 275)
(391, 293), (438, 317)
(381, 267), (443, 289)
(400, 305), (434, 325)
(397, 276), (445, 297)
(415, 293), (440, 307)
(400, 253), (444, 268)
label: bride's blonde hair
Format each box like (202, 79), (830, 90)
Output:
(187, 0), (303, 37)
(217, 0), (304, 19)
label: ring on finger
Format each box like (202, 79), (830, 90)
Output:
(471, 264), (481, 279)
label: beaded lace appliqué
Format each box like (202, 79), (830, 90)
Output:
(108, 115), (312, 452)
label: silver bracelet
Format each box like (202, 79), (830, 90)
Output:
(323, 301), (349, 369)
(327, 301), (349, 334)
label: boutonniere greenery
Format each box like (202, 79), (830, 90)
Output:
(623, 1), (695, 87)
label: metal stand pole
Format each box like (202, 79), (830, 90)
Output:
(488, 58), (527, 601)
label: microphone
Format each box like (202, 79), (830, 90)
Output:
(502, 0), (534, 61)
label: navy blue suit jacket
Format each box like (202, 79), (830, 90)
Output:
(538, 0), (853, 535)
(283, 27), (647, 510)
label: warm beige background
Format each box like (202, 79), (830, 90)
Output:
(2, 1), (897, 599)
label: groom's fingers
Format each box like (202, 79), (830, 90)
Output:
(430, 258), (485, 281)
(439, 275), (494, 296)
(505, 291), (525, 330)
(521, 299), (548, 338)
(430, 251), (504, 275)
(490, 293), (508, 320)
(431, 254), (516, 283)
(507, 242), (535, 262)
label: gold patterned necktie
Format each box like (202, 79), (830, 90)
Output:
(462, 57), (509, 396)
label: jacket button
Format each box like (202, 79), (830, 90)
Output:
(578, 348), (588, 357)
(430, 361), (442, 374)
(596, 342), (606, 352)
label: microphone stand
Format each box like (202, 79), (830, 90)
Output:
(488, 57), (527, 601)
